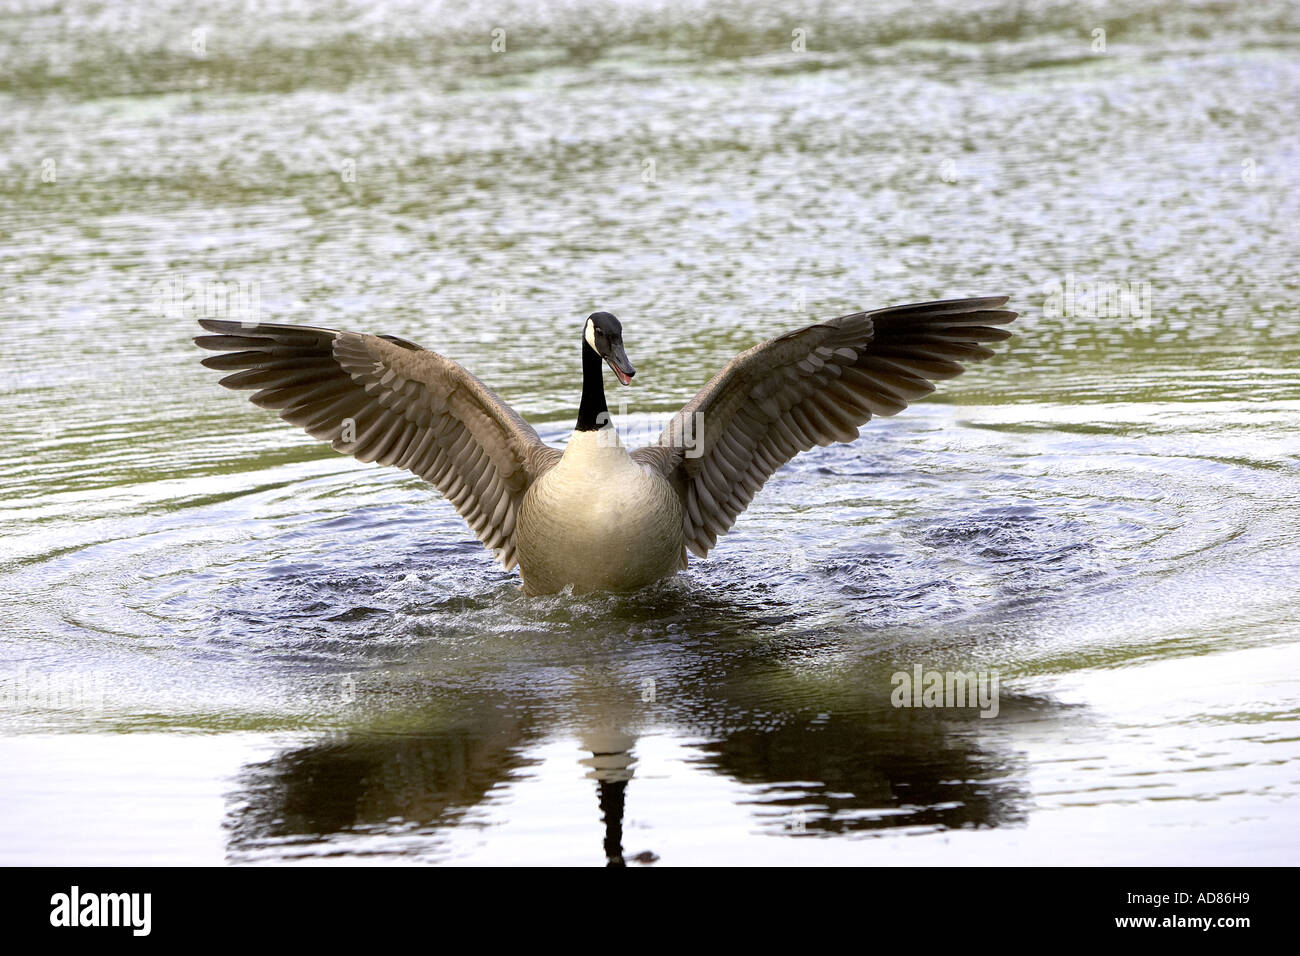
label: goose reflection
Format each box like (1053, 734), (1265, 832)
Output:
(224, 639), (1050, 862)
(580, 731), (638, 867)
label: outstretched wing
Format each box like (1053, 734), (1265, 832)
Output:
(195, 320), (561, 569)
(632, 297), (1016, 558)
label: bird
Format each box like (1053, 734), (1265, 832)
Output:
(195, 296), (1015, 594)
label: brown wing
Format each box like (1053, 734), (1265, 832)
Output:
(195, 320), (560, 569)
(633, 297), (1016, 558)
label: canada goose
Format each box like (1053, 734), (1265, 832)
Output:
(195, 296), (1015, 594)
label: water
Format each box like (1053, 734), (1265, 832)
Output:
(2, 0), (1299, 865)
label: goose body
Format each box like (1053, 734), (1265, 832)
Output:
(196, 298), (1016, 595)
(516, 426), (684, 595)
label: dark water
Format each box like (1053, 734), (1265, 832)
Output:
(2, 0), (1299, 864)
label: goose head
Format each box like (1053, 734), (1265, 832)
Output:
(584, 312), (635, 386)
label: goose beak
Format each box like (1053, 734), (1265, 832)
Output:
(606, 339), (635, 386)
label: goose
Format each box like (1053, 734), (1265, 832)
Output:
(195, 296), (1015, 594)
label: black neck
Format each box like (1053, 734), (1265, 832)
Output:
(577, 341), (608, 431)
(598, 778), (627, 867)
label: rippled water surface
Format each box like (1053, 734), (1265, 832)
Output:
(2, 0), (1299, 864)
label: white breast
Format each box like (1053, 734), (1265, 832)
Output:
(514, 426), (685, 594)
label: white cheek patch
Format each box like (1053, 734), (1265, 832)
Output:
(584, 319), (597, 352)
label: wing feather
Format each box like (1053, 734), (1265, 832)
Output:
(632, 297), (1016, 558)
(196, 320), (561, 569)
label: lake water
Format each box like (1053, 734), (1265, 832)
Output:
(2, 0), (1299, 865)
